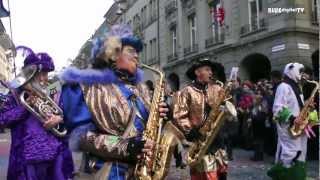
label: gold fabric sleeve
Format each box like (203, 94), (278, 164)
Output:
(172, 88), (192, 133)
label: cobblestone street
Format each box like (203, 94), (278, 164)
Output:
(0, 132), (318, 180)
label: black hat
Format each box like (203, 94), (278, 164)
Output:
(186, 58), (226, 82)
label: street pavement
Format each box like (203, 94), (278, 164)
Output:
(0, 131), (319, 180)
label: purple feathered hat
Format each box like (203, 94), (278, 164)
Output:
(16, 46), (55, 72)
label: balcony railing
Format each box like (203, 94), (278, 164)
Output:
(205, 33), (225, 48)
(167, 52), (178, 62)
(184, 44), (198, 55)
(240, 18), (267, 36)
(165, 1), (177, 15)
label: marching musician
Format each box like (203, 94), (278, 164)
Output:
(268, 62), (318, 180)
(0, 47), (74, 180)
(59, 24), (168, 179)
(172, 58), (229, 180)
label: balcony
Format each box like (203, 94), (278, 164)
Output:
(165, 1), (177, 16)
(167, 52), (178, 62)
(184, 44), (198, 56)
(205, 33), (225, 48)
(240, 18), (267, 36)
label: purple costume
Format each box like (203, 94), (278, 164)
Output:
(0, 47), (74, 180)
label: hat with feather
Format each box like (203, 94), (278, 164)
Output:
(16, 46), (55, 72)
(90, 24), (143, 64)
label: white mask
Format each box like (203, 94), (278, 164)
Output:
(283, 62), (304, 82)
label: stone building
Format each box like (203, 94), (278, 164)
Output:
(76, 0), (319, 89)
(0, 20), (15, 82)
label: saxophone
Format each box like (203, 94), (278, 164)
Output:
(186, 80), (237, 167)
(135, 64), (184, 180)
(289, 78), (319, 137)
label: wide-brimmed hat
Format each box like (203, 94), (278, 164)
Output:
(186, 58), (226, 82)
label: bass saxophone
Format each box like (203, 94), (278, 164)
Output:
(186, 80), (237, 167)
(135, 64), (184, 180)
(289, 77), (319, 137)
(9, 65), (67, 137)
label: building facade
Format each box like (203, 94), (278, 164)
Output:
(0, 20), (15, 82)
(160, 0), (319, 88)
(75, 0), (319, 89)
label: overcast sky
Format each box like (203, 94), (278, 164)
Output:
(2, 0), (113, 72)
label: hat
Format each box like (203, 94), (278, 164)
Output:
(17, 46), (55, 72)
(242, 80), (253, 89)
(91, 24), (143, 62)
(186, 58), (226, 82)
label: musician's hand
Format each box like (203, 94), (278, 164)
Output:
(179, 119), (192, 131)
(294, 117), (305, 126)
(137, 139), (155, 160)
(159, 101), (169, 118)
(43, 115), (63, 129)
(26, 95), (37, 105)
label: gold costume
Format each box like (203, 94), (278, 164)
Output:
(79, 83), (151, 178)
(173, 83), (228, 173)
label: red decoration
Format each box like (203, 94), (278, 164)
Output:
(211, 7), (225, 26)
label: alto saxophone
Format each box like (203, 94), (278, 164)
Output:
(135, 64), (184, 180)
(289, 78), (319, 137)
(186, 80), (237, 167)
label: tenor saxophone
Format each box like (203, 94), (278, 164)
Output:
(289, 78), (319, 137)
(186, 80), (237, 167)
(134, 64), (184, 180)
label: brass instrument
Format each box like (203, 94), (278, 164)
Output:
(289, 77), (319, 137)
(9, 65), (67, 137)
(134, 64), (184, 180)
(186, 79), (237, 167)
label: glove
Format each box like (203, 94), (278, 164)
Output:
(185, 128), (203, 142)
(127, 137), (145, 162)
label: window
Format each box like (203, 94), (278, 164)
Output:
(153, 39), (157, 59)
(312, 0), (318, 24)
(188, 15), (197, 47)
(149, 40), (153, 61)
(141, 6), (147, 27)
(154, 0), (157, 17)
(171, 27), (177, 55)
(149, 0), (153, 21)
(127, 20), (132, 27)
(248, 0), (262, 30)
(210, 0), (222, 42)
(144, 43), (147, 63)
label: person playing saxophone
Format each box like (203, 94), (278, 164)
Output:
(59, 24), (168, 179)
(267, 62), (318, 180)
(172, 58), (229, 180)
(0, 46), (74, 180)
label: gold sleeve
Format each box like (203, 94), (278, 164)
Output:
(79, 131), (131, 161)
(172, 88), (192, 133)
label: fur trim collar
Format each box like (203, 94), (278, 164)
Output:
(60, 67), (144, 85)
